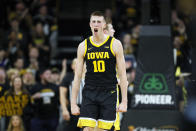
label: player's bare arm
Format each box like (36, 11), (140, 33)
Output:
(113, 39), (128, 112)
(60, 86), (70, 121)
(71, 41), (85, 115)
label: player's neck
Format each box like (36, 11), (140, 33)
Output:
(92, 33), (106, 44)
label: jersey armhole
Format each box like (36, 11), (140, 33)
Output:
(84, 39), (87, 57)
(110, 37), (115, 56)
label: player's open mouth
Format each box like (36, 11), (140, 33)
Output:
(94, 28), (98, 33)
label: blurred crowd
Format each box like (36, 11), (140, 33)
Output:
(106, 0), (196, 130)
(0, 0), (61, 131)
(0, 0), (195, 131)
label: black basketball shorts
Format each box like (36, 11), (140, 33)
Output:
(77, 85), (120, 130)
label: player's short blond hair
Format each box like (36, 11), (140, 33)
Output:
(90, 11), (106, 21)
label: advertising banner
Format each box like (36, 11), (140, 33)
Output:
(131, 26), (176, 109)
(121, 109), (183, 131)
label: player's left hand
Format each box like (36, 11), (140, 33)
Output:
(116, 102), (127, 112)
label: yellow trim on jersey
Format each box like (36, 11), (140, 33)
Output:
(84, 39), (87, 57)
(90, 36), (110, 47)
(110, 37), (115, 56)
(77, 118), (97, 128)
(116, 64), (119, 80)
(114, 86), (120, 130)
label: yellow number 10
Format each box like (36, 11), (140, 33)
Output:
(93, 60), (105, 72)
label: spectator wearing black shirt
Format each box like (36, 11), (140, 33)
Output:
(58, 58), (84, 131)
(7, 1), (33, 32)
(6, 17), (30, 58)
(31, 68), (59, 131)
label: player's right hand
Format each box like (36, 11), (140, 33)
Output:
(62, 109), (70, 121)
(71, 104), (80, 115)
(116, 102), (127, 112)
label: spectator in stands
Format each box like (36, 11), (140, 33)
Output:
(30, 0), (56, 17)
(51, 67), (61, 85)
(124, 55), (136, 109)
(7, 16), (30, 56)
(131, 25), (140, 40)
(104, 8), (113, 22)
(9, 17), (20, 33)
(28, 46), (40, 74)
(31, 22), (50, 67)
(5, 76), (32, 130)
(175, 0), (193, 25)
(7, 30), (24, 63)
(0, 67), (9, 96)
(114, 0), (140, 34)
(8, 17), (29, 46)
(58, 58), (85, 131)
(8, 1), (32, 32)
(33, 5), (54, 36)
(32, 22), (49, 50)
(0, 48), (10, 69)
(51, 59), (67, 85)
(130, 24), (141, 57)
(122, 33), (134, 55)
(31, 68), (59, 131)
(172, 10), (187, 48)
(22, 68), (36, 94)
(175, 75), (187, 112)
(0, 67), (9, 131)
(7, 115), (25, 131)
(173, 35), (191, 73)
(13, 57), (26, 75)
(127, 68), (136, 107)
(6, 68), (20, 86)
(173, 35), (184, 50)
(171, 10), (191, 73)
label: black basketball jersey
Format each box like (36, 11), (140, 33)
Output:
(84, 36), (117, 86)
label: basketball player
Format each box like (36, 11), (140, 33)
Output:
(71, 11), (128, 131)
(103, 18), (115, 37)
(61, 18), (115, 128)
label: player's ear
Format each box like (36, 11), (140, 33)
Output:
(89, 17), (91, 27)
(103, 30), (107, 34)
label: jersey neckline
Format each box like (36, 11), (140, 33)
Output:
(89, 36), (110, 47)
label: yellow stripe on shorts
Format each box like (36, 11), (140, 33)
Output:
(77, 117), (97, 128)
